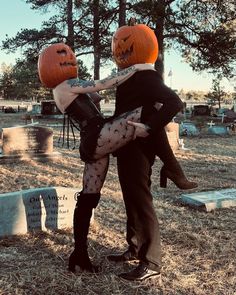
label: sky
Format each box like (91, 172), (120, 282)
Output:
(0, 1), (234, 93)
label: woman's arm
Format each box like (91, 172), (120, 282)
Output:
(68, 64), (155, 94)
(53, 64), (155, 114)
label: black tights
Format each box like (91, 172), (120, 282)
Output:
(82, 107), (142, 193)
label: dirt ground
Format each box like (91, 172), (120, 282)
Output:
(0, 112), (236, 295)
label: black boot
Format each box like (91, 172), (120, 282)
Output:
(68, 191), (100, 273)
(140, 106), (198, 190)
(152, 130), (198, 190)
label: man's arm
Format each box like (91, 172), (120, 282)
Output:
(136, 71), (184, 134)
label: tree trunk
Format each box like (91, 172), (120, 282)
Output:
(93, 0), (100, 80)
(154, 0), (166, 80)
(119, 0), (126, 26)
(66, 0), (75, 50)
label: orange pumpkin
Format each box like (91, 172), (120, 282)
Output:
(111, 22), (158, 69)
(38, 43), (78, 88)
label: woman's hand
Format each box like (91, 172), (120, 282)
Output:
(127, 121), (150, 140)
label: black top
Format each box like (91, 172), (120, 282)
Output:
(114, 70), (184, 134)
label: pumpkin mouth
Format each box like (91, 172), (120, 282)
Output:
(60, 62), (77, 67)
(117, 43), (134, 62)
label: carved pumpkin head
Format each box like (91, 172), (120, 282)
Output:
(111, 21), (158, 69)
(38, 43), (78, 88)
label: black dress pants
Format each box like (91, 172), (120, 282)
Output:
(116, 139), (161, 271)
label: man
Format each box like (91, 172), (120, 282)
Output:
(107, 68), (185, 281)
(106, 20), (198, 281)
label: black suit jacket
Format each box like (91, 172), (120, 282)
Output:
(114, 70), (183, 135)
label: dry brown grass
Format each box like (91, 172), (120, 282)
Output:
(0, 113), (236, 295)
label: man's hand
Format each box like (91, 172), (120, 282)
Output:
(127, 121), (150, 140)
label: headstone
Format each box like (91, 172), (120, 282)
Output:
(31, 103), (41, 114)
(0, 187), (89, 237)
(102, 109), (114, 118)
(0, 125), (60, 162)
(207, 120), (215, 128)
(178, 138), (190, 151)
(208, 125), (229, 135)
(165, 122), (180, 151)
(101, 102), (115, 118)
(180, 188), (236, 212)
(41, 100), (61, 116)
(221, 113), (225, 123)
(180, 122), (200, 136)
(192, 105), (210, 116)
(225, 110), (236, 121)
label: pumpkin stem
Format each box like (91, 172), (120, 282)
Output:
(128, 17), (136, 26)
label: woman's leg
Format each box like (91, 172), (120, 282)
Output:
(68, 156), (109, 273)
(150, 129), (198, 189)
(69, 190), (100, 273)
(93, 107), (142, 159)
(83, 156), (110, 194)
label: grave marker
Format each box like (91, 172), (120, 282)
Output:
(0, 125), (60, 162)
(180, 122), (200, 136)
(0, 187), (84, 237)
(31, 103), (41, 114)
(181, 188), (236, 212)
(192, 105), (210, 116)
(208, 125), (229, 135)
(207, 120), (215, 128)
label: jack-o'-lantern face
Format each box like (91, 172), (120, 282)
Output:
(111, 23), (158, 69)
(38, 43), (78, 88)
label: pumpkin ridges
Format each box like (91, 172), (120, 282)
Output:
(136, 24), (158, 64)
(38, 43), (78, 88)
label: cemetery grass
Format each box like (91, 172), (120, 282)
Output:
(0, 113), (236, 295)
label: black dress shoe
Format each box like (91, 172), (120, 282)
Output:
(107, 250), (137, 262)
(68, 250), (100, 273)
(118, 262), (160, 281)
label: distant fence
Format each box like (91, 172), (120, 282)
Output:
(0, 105), (29, 113)
(0, 100), (33, 113)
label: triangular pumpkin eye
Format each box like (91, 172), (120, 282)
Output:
(57, 49), (67, 56)
(122, 35), (131, 42)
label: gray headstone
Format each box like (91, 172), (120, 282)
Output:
(180, 122), (200, 136)
(0, 125), (60, 162)
(208, 125), (229, 135)
(181, 188), (236, 211)
(0, 187), (85, 237)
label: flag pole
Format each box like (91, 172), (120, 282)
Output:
(168, 68), (173, 88)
